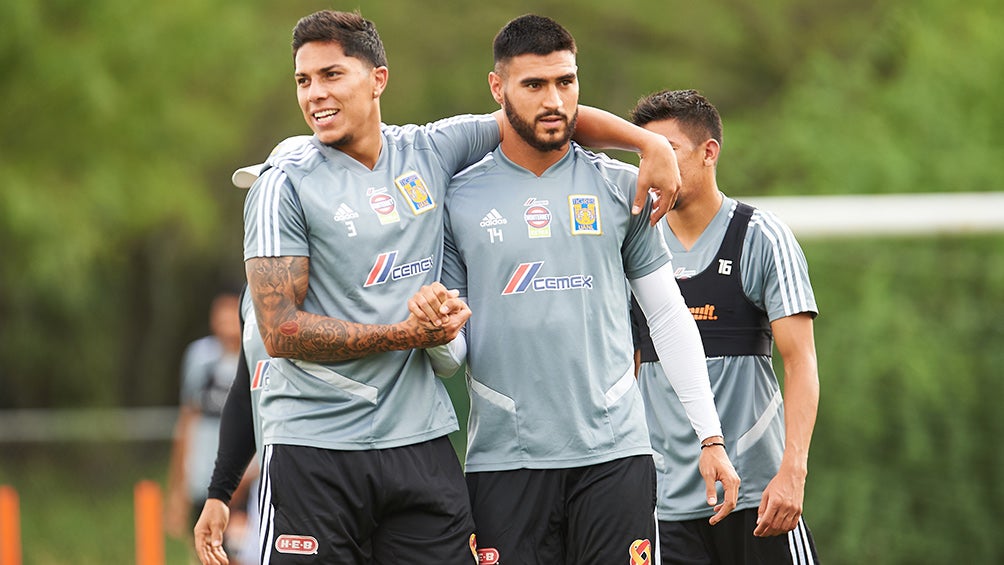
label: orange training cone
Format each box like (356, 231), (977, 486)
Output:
(0, 485), (21, 565)
(134, 481), (165, 565)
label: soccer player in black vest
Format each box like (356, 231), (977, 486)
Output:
(630, 89), (821, 564)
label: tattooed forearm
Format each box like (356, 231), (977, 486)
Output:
(292, 317), (447, 361)
(246, 256), (450, 362)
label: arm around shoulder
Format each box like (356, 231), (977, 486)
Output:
(573, 106), (680, 223)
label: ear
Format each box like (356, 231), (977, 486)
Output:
(488, 71), (505, 106)
(704, 138), (721, 167)
(372, 66), (389, 98)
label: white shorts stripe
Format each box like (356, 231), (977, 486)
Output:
(652, 506), (661, 564)
(259, 444), (274, 565)
(786, 516), (816, 565)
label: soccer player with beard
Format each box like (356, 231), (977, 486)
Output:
(412, 15), (740, 564)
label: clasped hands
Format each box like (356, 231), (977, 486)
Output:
(407, 282), (470, 345)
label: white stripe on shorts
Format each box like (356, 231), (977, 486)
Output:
(786, 516), (815, 565)
(259, 444), (274, 565)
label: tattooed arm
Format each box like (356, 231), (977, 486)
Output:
(245, 256), (458, 362)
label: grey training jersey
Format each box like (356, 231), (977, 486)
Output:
(179, 334), (238, 500)
(243, 116), (500, 451)
(638, 196), (818, 520)
(442, 143), (669, 473)
(240, 288), (268, 458)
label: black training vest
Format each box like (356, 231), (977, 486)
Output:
(633, 202), (772, 361)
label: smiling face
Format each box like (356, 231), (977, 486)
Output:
(491, 50), (579, 153)
(294, 40), (387, 154)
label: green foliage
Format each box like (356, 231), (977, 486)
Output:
(0, 444), (193, 564)
(804, 235), (1004, 564)
(0, 0), (290, 407)
(725, 0), (1004, 196)
(1, 0), (1002, 563)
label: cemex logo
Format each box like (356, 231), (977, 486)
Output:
(364, 251), (434, 287)
(501, 261), (593, 295)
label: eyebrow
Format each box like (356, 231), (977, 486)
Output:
(295, 63), (343, 78)
(520, 72), (577, 86)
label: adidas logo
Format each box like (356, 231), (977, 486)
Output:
(333, 203), (359, 222)
(479, 208), (508, 227)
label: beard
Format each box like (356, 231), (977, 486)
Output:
(321, 133), (353, 149)
(503, 95), (578, 152)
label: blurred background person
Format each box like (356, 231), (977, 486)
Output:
(165, 290), (249, 560)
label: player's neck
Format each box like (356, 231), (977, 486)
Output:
(667, 185), (723, 250)
(331, 115), (384, 170)
(499, 130), (569, 177)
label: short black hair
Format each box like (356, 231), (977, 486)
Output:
(493, 14), (576, 73)
(291, 10), (387, 68)
(630, 89), (723, 146)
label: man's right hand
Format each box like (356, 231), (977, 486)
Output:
(407, 283), (471, 342)
(194, 498), (231, 565)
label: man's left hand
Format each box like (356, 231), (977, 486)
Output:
(634, 136), (680, 226)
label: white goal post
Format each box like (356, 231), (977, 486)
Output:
(232, 156), (1004, 238)
(742, 192), (1004, 238)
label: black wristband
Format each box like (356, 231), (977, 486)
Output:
(700, 441), (725, 450)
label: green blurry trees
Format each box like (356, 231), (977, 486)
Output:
(1, 0), (1002, 562)
(0, 0), (294, 406)
(806, 236), (1004, 563)
(726, 0), (1004, 197)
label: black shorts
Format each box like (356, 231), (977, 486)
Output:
(658, 508), (819, 565)
(467, 455), (657, 565)
(259, 437), (476, 565)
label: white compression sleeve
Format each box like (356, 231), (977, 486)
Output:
(425, 329), (467, 378)
(425, 297), (469, 378)
(631, 263), (724, 441)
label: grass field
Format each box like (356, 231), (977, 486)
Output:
(1, 442), (199, 565)
(0, 422), (472, 564)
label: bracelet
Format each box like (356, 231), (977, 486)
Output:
(700, 441), (725, 450)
